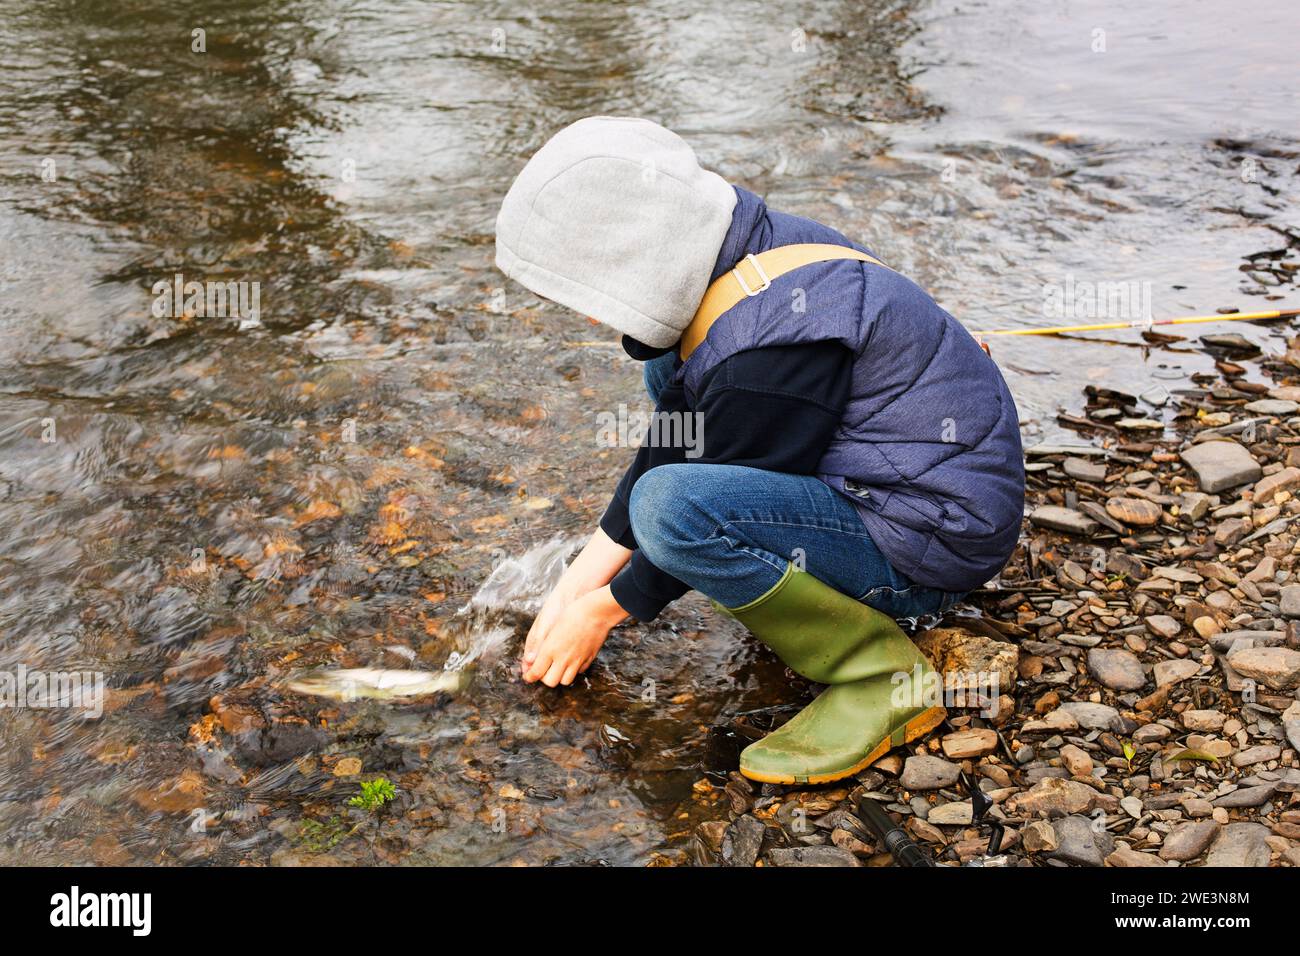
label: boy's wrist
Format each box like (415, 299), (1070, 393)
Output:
(587, 585), (629, 626)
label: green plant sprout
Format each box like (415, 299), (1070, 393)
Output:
(348, 777), (397, 813)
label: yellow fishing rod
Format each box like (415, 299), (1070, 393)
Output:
(973, 307), (1300, 338)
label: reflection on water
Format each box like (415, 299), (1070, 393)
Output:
(0, 0), (1296, 864)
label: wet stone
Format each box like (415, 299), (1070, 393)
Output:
(1179, 440), (1262, 493)
(1057, 701), (1120, 730)
(1159, 820), (1220, 861)
(900, 755), (961, 791)
(721, 814), (766, 867)
(1063, 457), (1108, 483)
(1212, 784), (1278, 809)
(1105, 497), (1162, 527)
(1029, 505), (1099, 536)
(767, 845), (861, 867)
(1226, 646), (1300, 691)
(1204, 822), (1271, 867)
(1087, 648), (1147, 691)
(1049, 815), (1114, 867)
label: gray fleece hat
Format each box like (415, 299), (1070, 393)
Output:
(495, 116), (737, 349)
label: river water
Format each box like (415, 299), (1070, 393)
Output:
(0, 0), (1296, 865)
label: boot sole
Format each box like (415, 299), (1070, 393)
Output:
(739, 705), (948, 785)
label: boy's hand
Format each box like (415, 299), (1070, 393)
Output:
(523, 586), (628, 687)
(523, 527), (632, 665)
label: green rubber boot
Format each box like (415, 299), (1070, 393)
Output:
(725, 564), (946, 785)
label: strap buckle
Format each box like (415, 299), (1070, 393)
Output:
(732, 253), (772, 297)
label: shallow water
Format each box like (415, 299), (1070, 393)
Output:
(0, 0), (1296, 864)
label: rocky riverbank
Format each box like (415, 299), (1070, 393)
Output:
(685, 322), (1300, 868)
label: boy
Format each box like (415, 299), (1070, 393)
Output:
(494, 117), (1024, 784)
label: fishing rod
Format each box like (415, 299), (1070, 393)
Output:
(972, 307), (1299, 338)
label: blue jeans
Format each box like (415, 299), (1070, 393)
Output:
(633, 354), (962, 618)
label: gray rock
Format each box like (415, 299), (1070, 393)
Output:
(1049, 815), (1114, 867)
(767, 845), (861, 867)
(1204, 822), (1271, 867)
(1133, 723), (1171, 743)
(1087, 648), (1147, 691)
(1232, 745), (1281, 768)
(927, 801), (973, 826)
(1226, 645), (1300, 691)
(900, 755), (961, 791)
(1153, 659), (1202, 687)
(1181, 709), (1225, 732)
(721, 814), (766, 867)
(1159, 820), (1219, 861)
(1057, 701), (1120, 730)
(1244, 398), (1298, 415)
(1029, 505), (1099, 536)
(1145, 615), (1181, 639)
(1282, 584), (1300, 619)
(1180, 441), (1262, 493)
(1063, 457), (1108, 483)
(1212, 783), (1278, 808)
(1107, 844), (1168, 867)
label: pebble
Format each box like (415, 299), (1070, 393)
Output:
(1059, 744), (1094, 776)
(1153, 659), (1202, 687)
(1029, 505), (1098, 536)
(1107, 844), (1168, 867)
(899, 755), (961, 791)
(940, 728), (999, 759)
(1144, 614), (1181, 639)
(1159, 820), (1220, 861)
(927, 801), (974, 826)
(1226, 645), (1300, 691)
(1063, 457), (1108, 482)
(1056, 702), (1120, 730)
(1204, 822), (1271, 867)
(1087, 648), (1147, 691)
(1181, 709), (1225, 732)
(767, 846), (861, 867)
(1105, 497), (1163, 527)
(1179, 440), (1262, 493)
(1281, 584), (1300, 619)
(1212, 783), (1278, 809)
(1254, 466), (1300, 499)
(1007, 777), (1098, 817)
(1049, 815), (1114, 867)
(1244, 398), (1299, 416)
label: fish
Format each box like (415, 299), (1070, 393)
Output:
(286, 668), (463, 701)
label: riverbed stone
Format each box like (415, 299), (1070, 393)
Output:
(1048, 815), (1113, 866)
(767, 845), (861, 867)
(900, 755), (961, 791)
(1087, 648), (1147, 690)
(1056, 701), (1120, 730)
(1007, 777), (1098, 817)
(1029, 505), (1099, 536)
(1204, 822), (1271, 867)
(1254, 466), (1300, 500)
(1063, 457), (1108, 483)
(1107, 844), (1167, 867)
(1226, 645), (1300, 691)
(1180, 441), (1262, 493)
(1159, 820), (1219, 861)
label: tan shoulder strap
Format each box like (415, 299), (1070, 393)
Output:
(679, 243), (888, 360)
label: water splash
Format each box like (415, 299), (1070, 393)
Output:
(462, 535), (580, 615)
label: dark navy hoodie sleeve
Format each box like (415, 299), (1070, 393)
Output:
(603, 341), (851, 621)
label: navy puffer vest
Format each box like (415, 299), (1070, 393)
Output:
(678, 187), (1025, 591)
